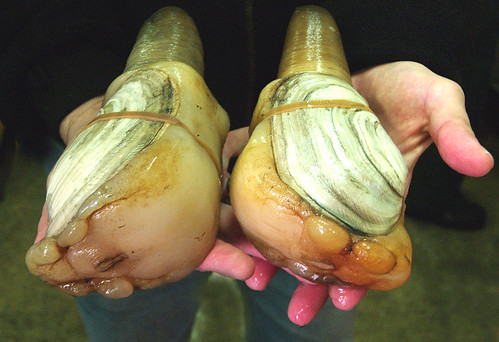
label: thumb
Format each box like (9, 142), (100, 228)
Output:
(427, 80), (494, 177)
(433, 122), (493, 177)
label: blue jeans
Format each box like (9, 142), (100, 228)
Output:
(244, 270), (355, 342)
(74, 271), (355, 342)
(43, 137), (355, 342)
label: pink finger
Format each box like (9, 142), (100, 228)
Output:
(287, 283), (329, 326)
(35, 204), (49, 244)
(223, 229), (279, 290)
(427, 83), (494, 177)
(222, 127), (250, 167)
(329, 285), (367, 311)
(245, 257), (279, 291)
(234, 238), (265, 259)
(434, 123), (494, 177)
(234, 238), (279, 290)
(196, 239), (255, 280)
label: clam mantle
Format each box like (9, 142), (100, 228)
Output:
(25, 7), (229, 298)
(230, 6), (412, 290)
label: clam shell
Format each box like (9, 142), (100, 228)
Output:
(268, 73), (407, 236)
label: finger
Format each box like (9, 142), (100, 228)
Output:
(196, 239), (255, 280)
(287, 283), (329, 326)
(219, 204), (262, 257)
(219, 203), (278, 288)
(427, 80), (494, 177)
(234, 237), (264, 258)
(222, 127), (249, 167)
(235, 236), (315, 291)
(236, 239), (282, 292)
(328, 285), (367, 311)
(245, 257), (279, 291)
(35, 203), (49, 244)
(219, 203), (287, 292)
(433, 122), (494, 177)
(234, 235), (280, 290)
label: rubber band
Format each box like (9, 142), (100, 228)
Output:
(250, 99), (374, 134)
(262, 99), (373, 123)
(78, 111), (221, 173)
(82, 111), (183, 129)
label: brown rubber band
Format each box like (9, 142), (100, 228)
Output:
(78, 111), (221, 173)
(83, 111), (183, 128)
(261, 99), (373, 123)
(251, 99), (374, 134)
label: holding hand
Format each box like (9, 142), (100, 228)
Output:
(33, 60), (494, 326)
(220, 61), (493, 326)
(351, 61), (493, 178)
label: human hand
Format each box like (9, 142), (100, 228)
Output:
(351, 61), (494, 180)
(226, 61), (494, 327)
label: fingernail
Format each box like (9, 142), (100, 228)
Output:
(483, 149), (494, 160)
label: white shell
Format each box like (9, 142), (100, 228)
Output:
(45, 62), (228, 240)
(46, 69), (170, 238)
(269, 72), (407, 235)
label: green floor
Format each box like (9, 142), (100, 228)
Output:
(1, 135), (498, 342)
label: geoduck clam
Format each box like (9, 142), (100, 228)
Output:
(25, 7), (229, 298)
(230, 6), (412, 290)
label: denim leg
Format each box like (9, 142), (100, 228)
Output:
(76, 271), (210, 342)
(242, 270), (355, 342)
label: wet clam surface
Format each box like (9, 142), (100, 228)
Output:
(25, 7), (229, 298)
(230, 6), (412, 290)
